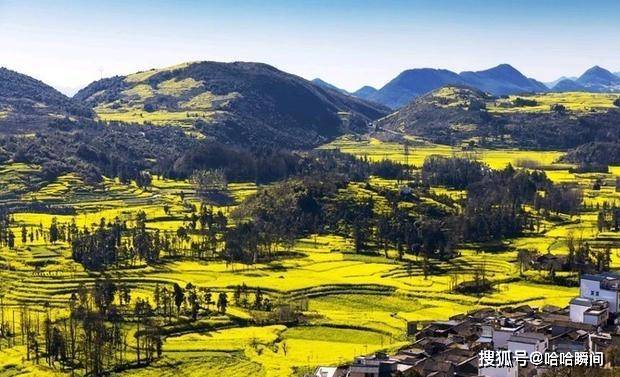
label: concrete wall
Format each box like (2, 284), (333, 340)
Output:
(570, 303), (588, 323)
(493, 328), (521, 349)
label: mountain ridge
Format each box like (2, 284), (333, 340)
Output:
(311, 78), (348, 94)
(74, 61), (389, 148)
(575, 66), (620, 91)
(0, 67), (93, 132)
(372, 85), (620, 150)
(354, 64), (548, 108)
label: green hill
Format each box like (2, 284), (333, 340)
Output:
(75, 61), (388, 148)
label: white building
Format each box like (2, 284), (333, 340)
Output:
(580, 273), (620, 313)
(507, 332), (548, 355)
(570, 297), (609, 325)
(481, 324), (524, 349)
(584, 307), (609, 326)
(570, 297), (593, 322)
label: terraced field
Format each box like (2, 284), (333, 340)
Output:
(488, 92), (620, 113)
(3, 138), (620, 376)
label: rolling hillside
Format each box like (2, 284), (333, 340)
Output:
(373, 86), (620, 149)
(75, 61), (389, 148)
(0, 67), (92, 132)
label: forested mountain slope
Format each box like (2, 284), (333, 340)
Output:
(75, 61), (389, 148)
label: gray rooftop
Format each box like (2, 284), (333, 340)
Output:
(508, 332), (547, 345)
(570, 297), (593, 307)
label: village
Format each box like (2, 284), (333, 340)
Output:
(312, 272), (620, 377)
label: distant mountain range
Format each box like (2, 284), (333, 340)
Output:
(318, 65), (619, 109)
(2, 60), (620, 148)
(351, 64), (548, 108)
(543, 76), (578, 89)
(547, 66), (620, 93)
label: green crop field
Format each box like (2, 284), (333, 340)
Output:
(488, 92), (620, 113)
(2, 136), (620, 377)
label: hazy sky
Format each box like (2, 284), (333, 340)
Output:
(2, 0), (619, 95)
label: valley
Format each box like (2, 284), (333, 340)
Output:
(1, 61), (620, 377)
(1, 133), (619, 376)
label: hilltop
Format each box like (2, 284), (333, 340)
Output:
(311, 78), (349, 94)
(372, 86), (494, 145)
(552, 79), (586, 92)
(550, 66), (620, 93)
(356, 68), (468, 109)
(0, 67), (92, 131)
(353, 85), (379, 98)
(76, 61), (388, 148)
(373, 85), (620, 149)
(575, 65), (620, 91)
(458, 64), (547, 96)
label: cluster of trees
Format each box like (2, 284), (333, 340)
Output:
(210, 156), (584, 264)
(565, 233), (612, 274)
(518, 235), (612, 280)
(1, 117), (409, 200)
(422, 157), (581, 242)
(0, 277), (236, 376)
(0, 211), (15, 248)
(512, 97), (538, 107)
(66, 208), (226, 270)
(563, 142), (620, 167)
(596, 204), (620, 232)
(71, 212), (166, 270)
(0, 278), (162, 376)
(421, 156), (488, 189)
(0, 212), (67, 250)
(231, 174), (455, 262)
(233, 284), (272, 311)
(152, 283), (229, 322)
(14, 154), (579, 275)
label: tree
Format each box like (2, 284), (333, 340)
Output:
(136, 171), (152, 190)
(201, 289), (213, 312)
(21, 225), (27, 244)
(186, 283), (199, 321)
(405, 260), (413, 281)
(172, 283), (184, 316)
(217, 292), (228, 314)
(253, 288), (263, 310)
(551, 104), (567, 114)
(191, 169), (231, 206)
(7, 230), (15, 249)
(517, 249), (535, 275)
(49, 217), (59, 244)
(614, 98), (620, 108)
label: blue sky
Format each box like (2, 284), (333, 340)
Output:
(1, 0), (619, 94)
